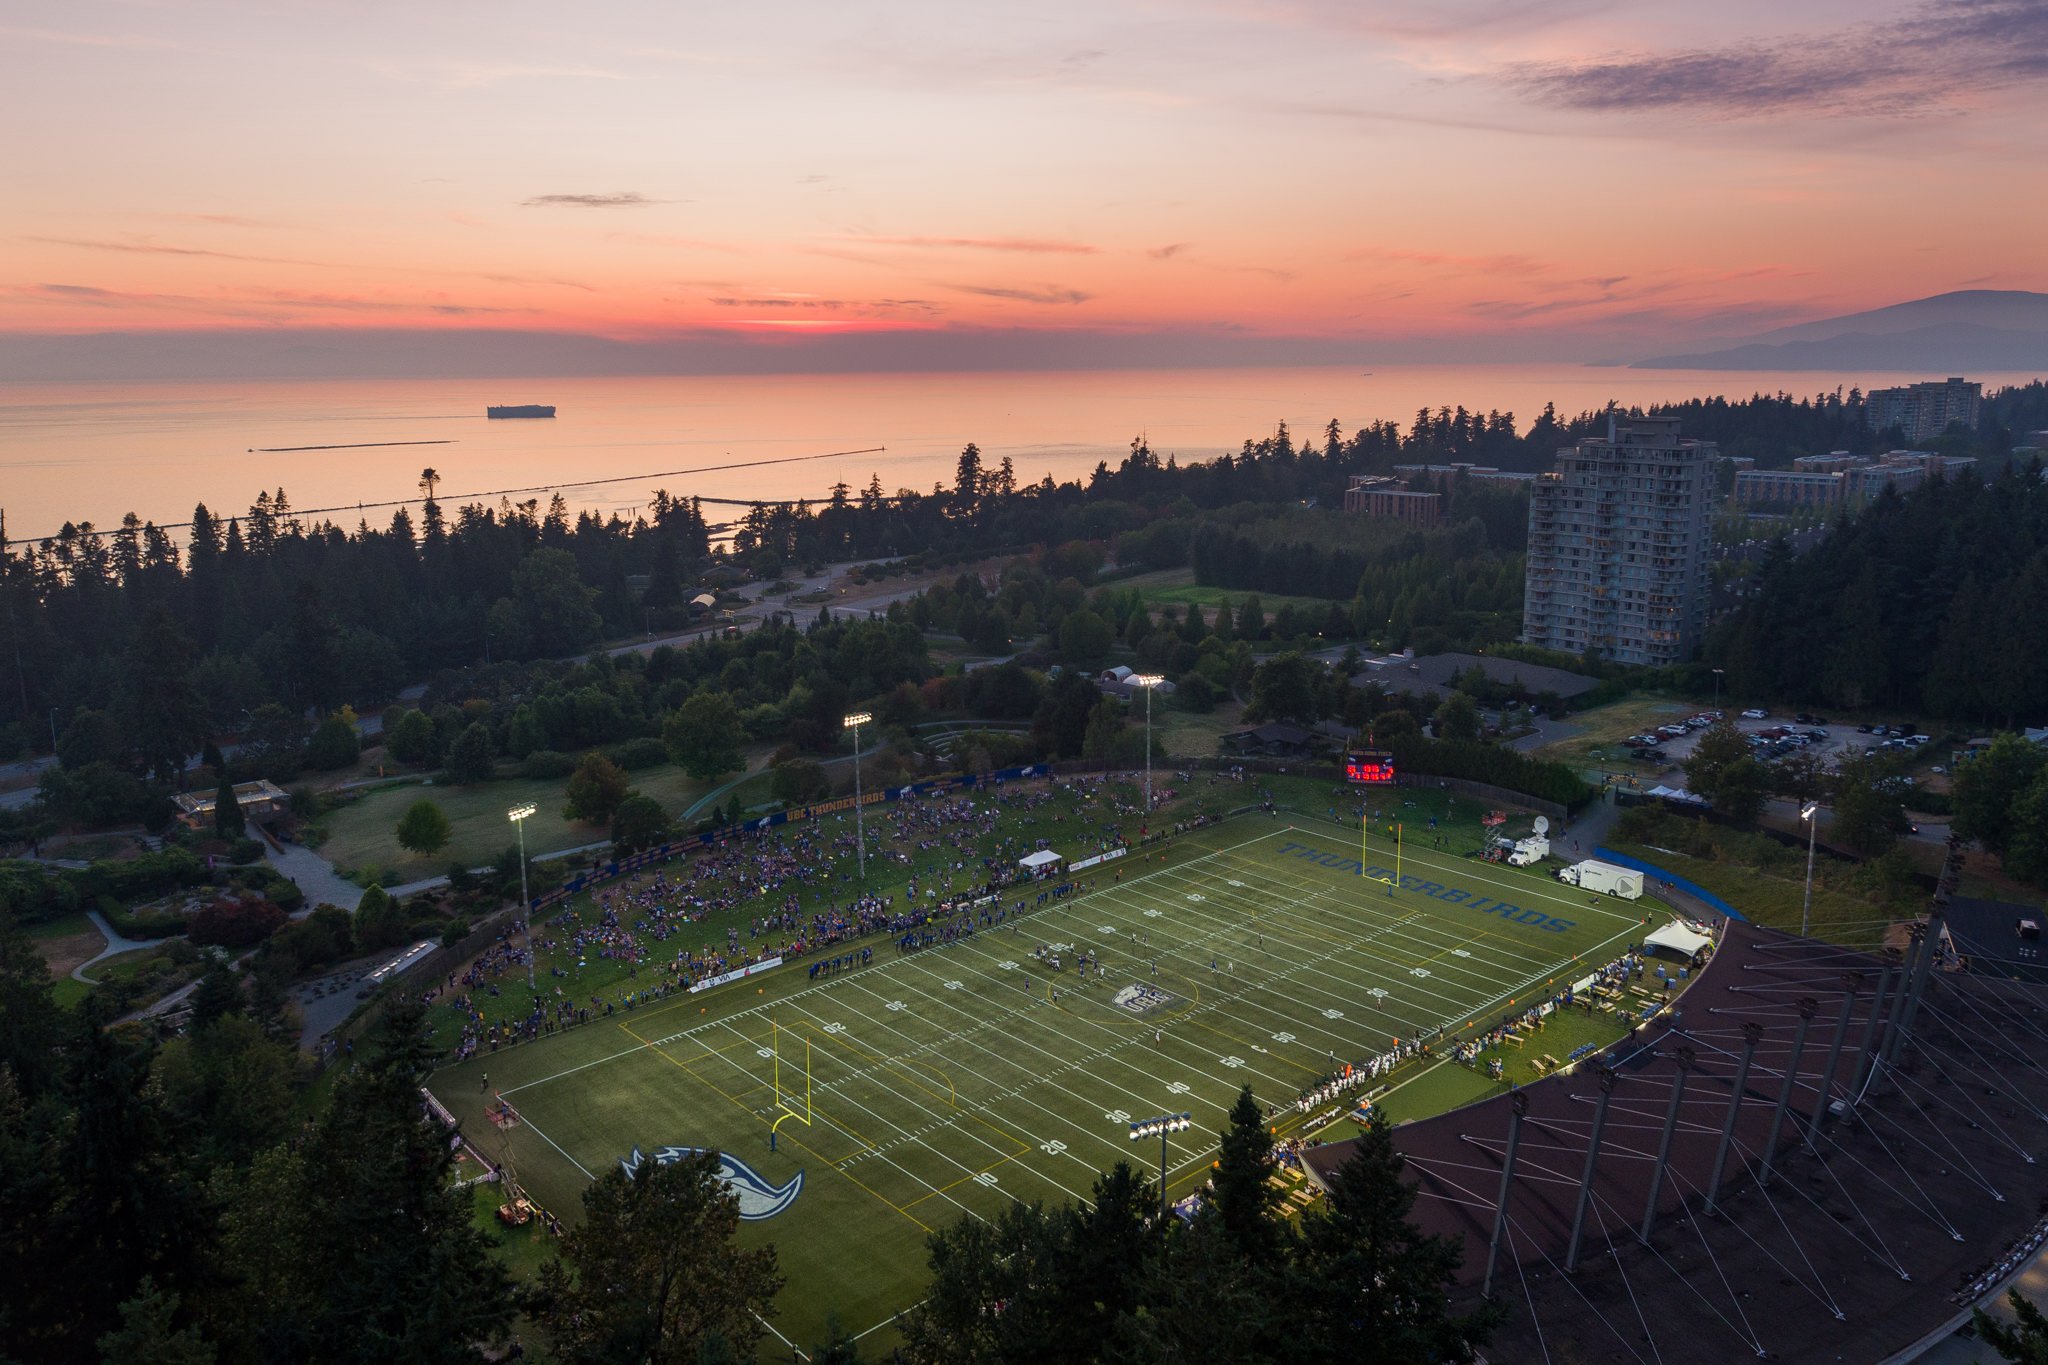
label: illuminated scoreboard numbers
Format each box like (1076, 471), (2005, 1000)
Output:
(1345, 750), (1396, 785)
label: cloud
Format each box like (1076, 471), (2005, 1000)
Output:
(10, 282), (523, 320)
(1345, 246), (1551, 277)
(825, 234), (1099, 254)
(1501, 0), (2048, 119)
(952, 284), (1094, 305)
(1148, 243), (1192, 259)
(28, 235), (313, 265)
(522, 192), (664, 209)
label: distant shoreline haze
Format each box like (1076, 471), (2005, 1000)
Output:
(1, 363), (2042, 545)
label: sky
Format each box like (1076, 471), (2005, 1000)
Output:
(3, 0), (2046, 370)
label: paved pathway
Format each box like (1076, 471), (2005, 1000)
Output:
(265, 840), (363, 913)
(1509, 715), (1584, 753)
(72, 909), (156, 982)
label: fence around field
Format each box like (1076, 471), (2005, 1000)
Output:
(1592, 845), (1748, 922)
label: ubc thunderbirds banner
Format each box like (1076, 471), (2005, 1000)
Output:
(1274, 840), (1577, 934)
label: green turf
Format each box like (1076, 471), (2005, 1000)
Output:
(426, 802), (1658, 1351)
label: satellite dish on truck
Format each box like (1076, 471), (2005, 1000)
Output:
(1533, 816), (1550, 835)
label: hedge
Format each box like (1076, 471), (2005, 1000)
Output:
(1386, 736), (1593, 809)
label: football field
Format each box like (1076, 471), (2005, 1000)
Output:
(429, 812), (1652, 1353)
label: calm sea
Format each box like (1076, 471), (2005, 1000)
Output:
(2, 364), (2038, 545)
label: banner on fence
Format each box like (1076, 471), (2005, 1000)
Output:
(1068, 846), (1129, 873)
(689, 956), (784, 995)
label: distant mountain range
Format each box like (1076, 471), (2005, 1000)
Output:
(1636, 290), (2048, 371)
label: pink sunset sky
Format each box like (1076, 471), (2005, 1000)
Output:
(4, 0), (2045, 367)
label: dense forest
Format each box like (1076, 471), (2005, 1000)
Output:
(1709, 458), (2048, 724)
(4, 384), (2041, 766)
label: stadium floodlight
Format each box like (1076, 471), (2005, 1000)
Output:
(1130, 675), (1165, 815)
(509, 804), (539, 993)
(1800, 803), (1821, 939)
(1125, 1111), (1194, 1218)
(844, 713), (873, 882)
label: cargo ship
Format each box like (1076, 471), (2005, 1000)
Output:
(487, 404), (556, 419)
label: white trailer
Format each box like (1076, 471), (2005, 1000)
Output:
(1556, 858), (1644, 899)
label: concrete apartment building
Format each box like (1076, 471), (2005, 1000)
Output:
(1864, 377), (1981, 442)
(1522, 414), (1715, 667)
(1733, 449), (1978, 507)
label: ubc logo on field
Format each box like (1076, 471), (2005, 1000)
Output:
(1274, 841), (1577, 934)
(620, 1146), (804, 1220)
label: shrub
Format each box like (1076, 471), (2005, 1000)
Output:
(98, 894), (185, 940)
(189, 898), (287, 949)
(604, 736), (670, 771)
(521, 750), (578, 780)
(227, 836), (265, 865)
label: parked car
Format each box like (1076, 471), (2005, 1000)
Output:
(1741, 708), (1768, 720)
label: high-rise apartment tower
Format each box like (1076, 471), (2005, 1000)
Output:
(1522, 414), (1715, 666)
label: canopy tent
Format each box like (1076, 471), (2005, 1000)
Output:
(1644, 921), (1713, 959)
(1019, 850), (1063, 877)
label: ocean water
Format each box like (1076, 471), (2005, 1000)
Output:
(1, 364), (2037, 545)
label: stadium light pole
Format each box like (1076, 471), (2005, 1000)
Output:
(1128, 1112), (1193, 1221)
(844, 712), (872, 884)
(1131, 674), (1164, 814)
(1800, 803), (1820, 938)
(509, 803), (538, 995)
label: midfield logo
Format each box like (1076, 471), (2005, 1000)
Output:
(620, 1146), (804, 1220)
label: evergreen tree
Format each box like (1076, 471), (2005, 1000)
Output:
(217, 999), (515, 1362)
(1209, 1084), (1284, 1263)
(535, 1149), (783, 1365)
(1288, 1109), (1498, 1362)
(212, 773), (245, 840)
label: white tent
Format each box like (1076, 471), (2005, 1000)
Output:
(1644, 921), (1713, 958)
(1019, 850), (1063, 877)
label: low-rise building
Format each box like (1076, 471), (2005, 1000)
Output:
(1344, 476), (1443, 526)
(172, 778), (291, 830)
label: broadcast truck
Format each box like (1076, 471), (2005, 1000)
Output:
(1555, 858), (1644, 899)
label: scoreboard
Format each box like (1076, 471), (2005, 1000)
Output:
(1344, 750), (1396, 785)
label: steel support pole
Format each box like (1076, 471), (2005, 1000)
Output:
(1889, 908), (1944, 1067)
(1705, 1023), (1764, 1216)
(1851, 966), (1896, 1098)
(1566, 1066), (1617, 1273)
(851, 718), (865, 884)
(1144, 684), (1154, 815)
(1159, 1128), (1169, 1222)
(1758, 998), (1817, 1189)
(518, 816), (534, 997)
(1801, 811), (1818, 938)
(1641, 1047), (1695, 1244)
(1482, 1092), (1530, 1299)
(1806, 974), (1862, 1152)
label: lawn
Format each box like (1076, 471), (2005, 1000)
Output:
(1526, 695), (1702, 775)
(1114, 567), (1350, 618)
(29, 912), (105, 987)
(425, 801), (1661, 1352)
(316, 763), (717, 883)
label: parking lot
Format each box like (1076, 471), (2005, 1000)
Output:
(1604, 710), (1944, 778)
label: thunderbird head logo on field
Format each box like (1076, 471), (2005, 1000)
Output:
(619, 1146), (804, 1220)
